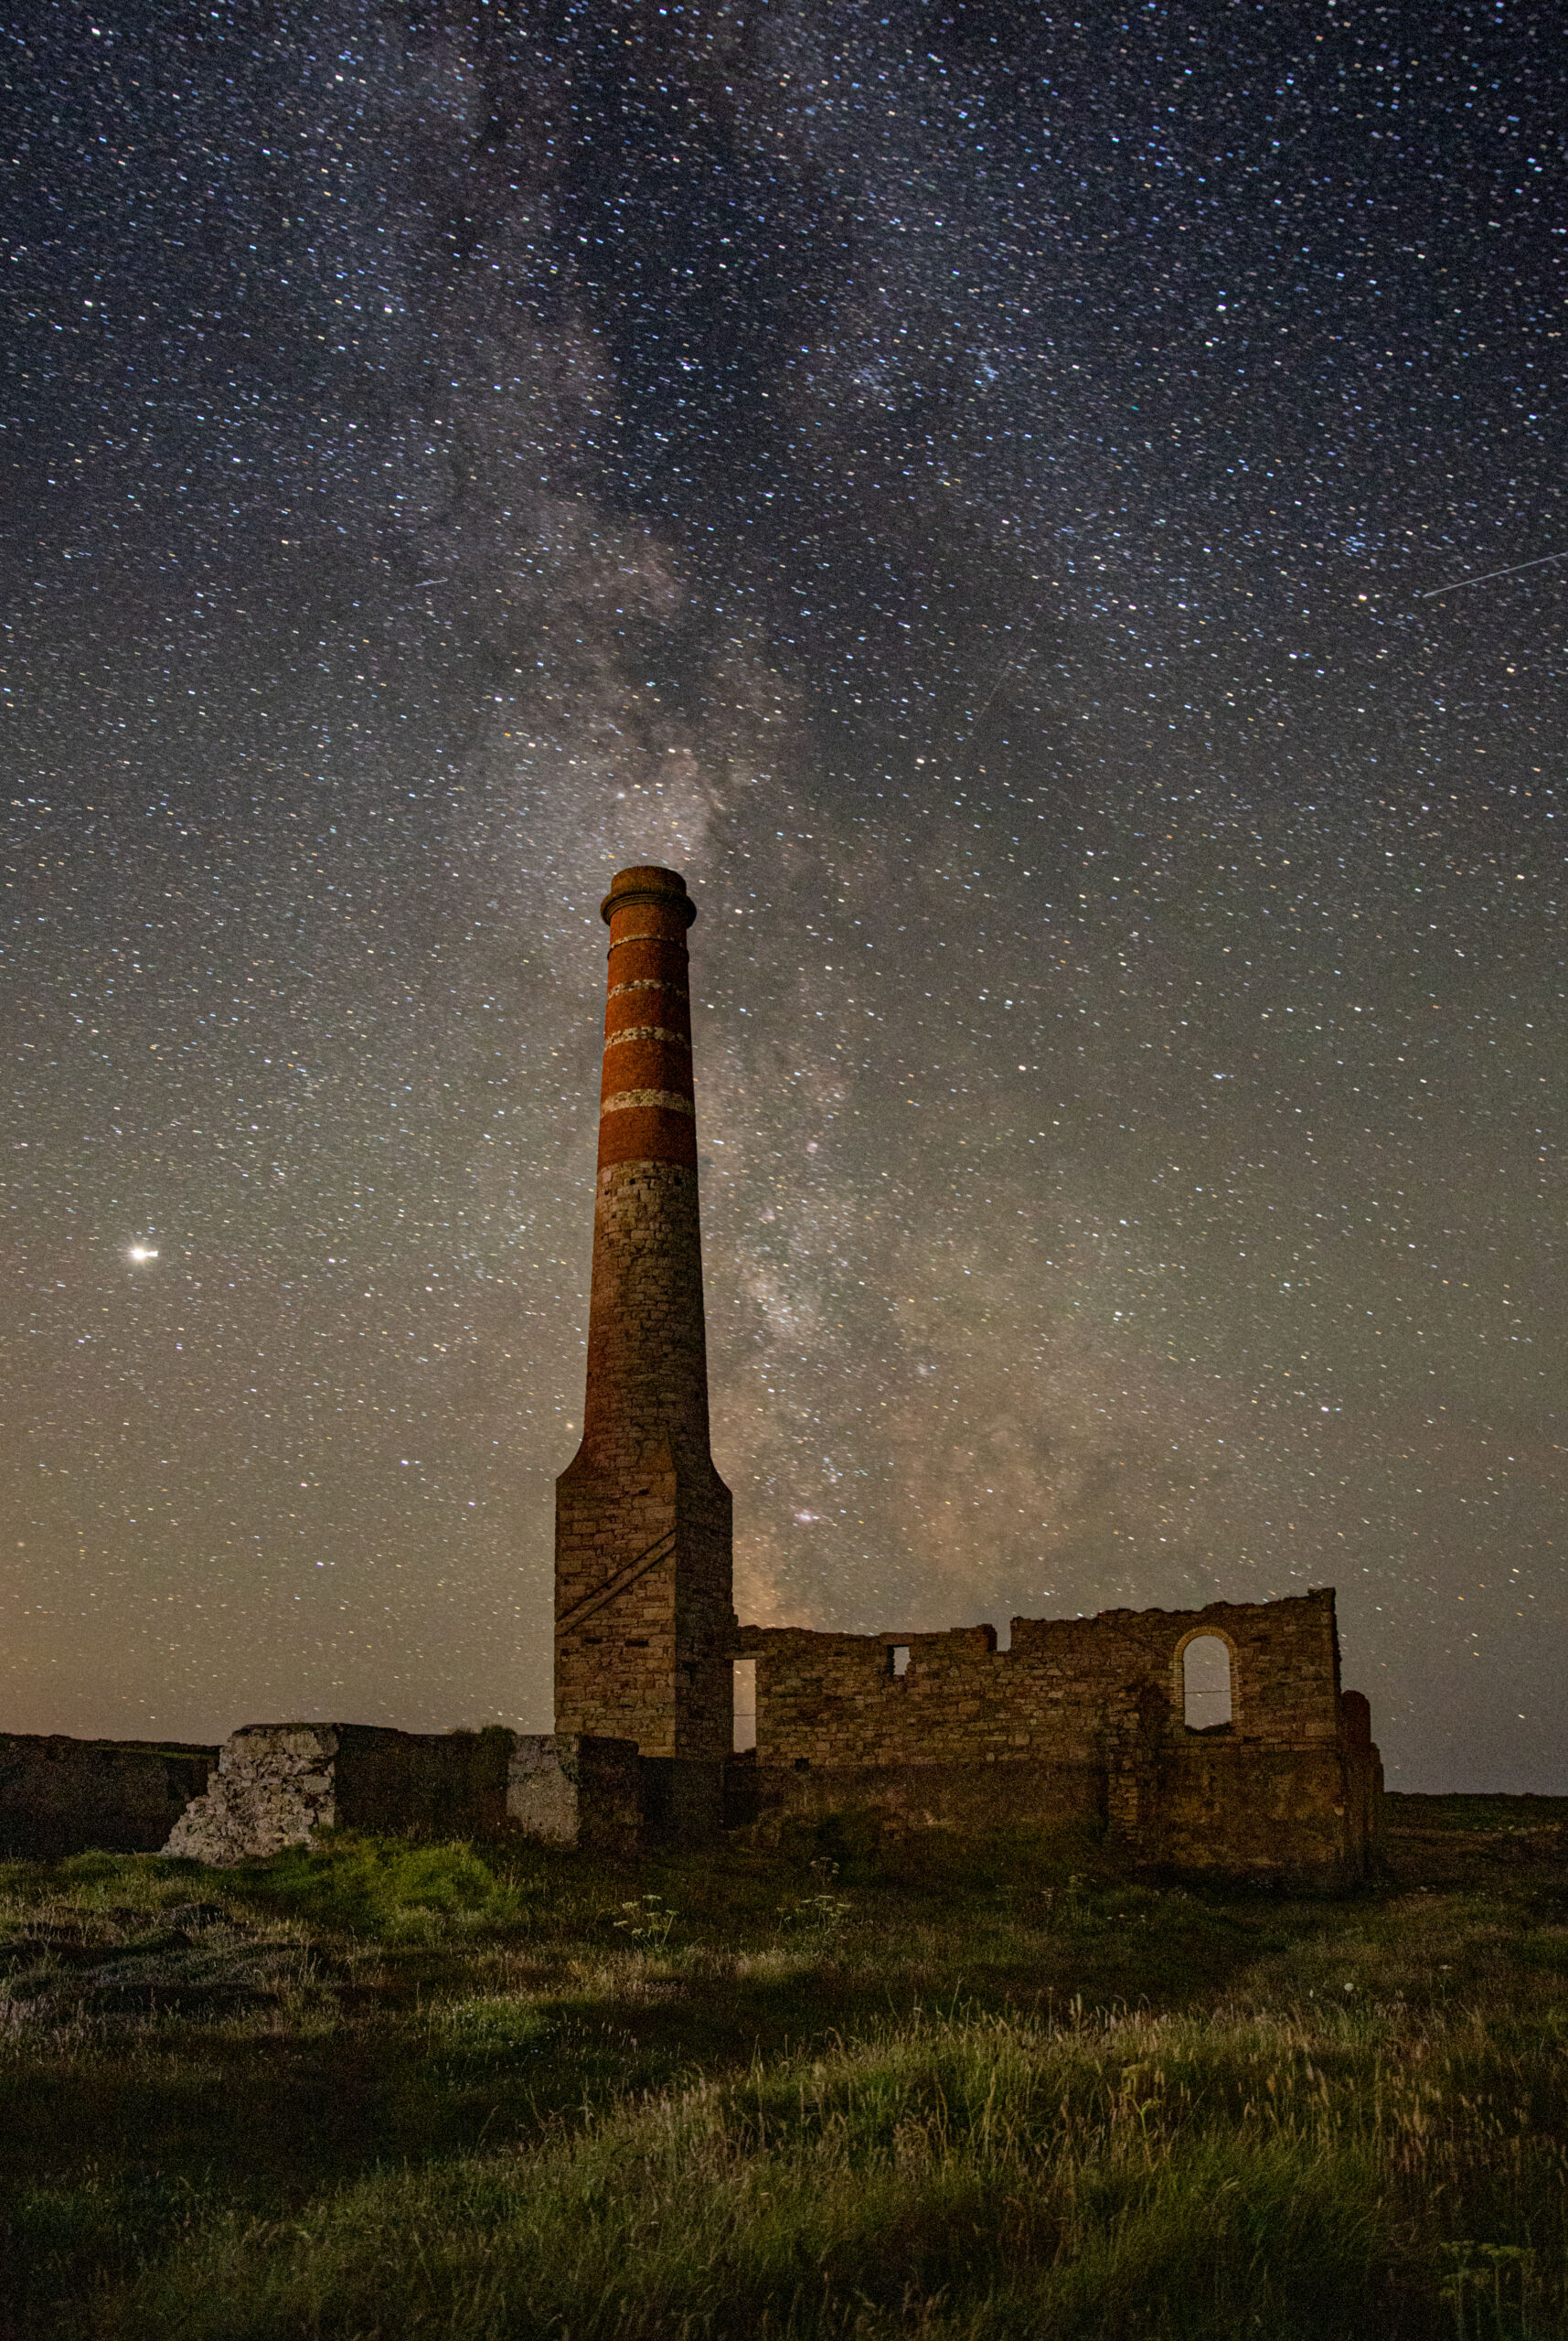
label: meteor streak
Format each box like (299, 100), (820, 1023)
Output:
(1419, 549), (1568, 598)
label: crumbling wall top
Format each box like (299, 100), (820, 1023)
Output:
(736, 1590), (1346, 1768)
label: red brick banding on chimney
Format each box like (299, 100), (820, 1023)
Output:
(597, 866), (699, 1171)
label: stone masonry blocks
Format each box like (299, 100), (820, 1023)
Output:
(165, 1724), (348, 1864)
(165, 1726), (651, 1864)
(554, 864), (735, 1771)
(735, 1589), (1382, 1882)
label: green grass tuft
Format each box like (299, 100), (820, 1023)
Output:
(228, 1833), (521, 1935)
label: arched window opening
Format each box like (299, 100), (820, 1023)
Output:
(732, 1659), (757, 1753)
(1182, 1635), (1232, 1730)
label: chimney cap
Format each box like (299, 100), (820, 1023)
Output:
(600, 865), (697, 928)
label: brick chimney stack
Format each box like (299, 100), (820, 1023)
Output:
(554, 866), (734, 1761)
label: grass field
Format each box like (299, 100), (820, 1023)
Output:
(3, 1793), (1566, 2339)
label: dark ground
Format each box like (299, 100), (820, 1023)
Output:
(2, 1792), (1565, 2339)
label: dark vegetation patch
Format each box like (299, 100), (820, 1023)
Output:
(0, 1796), (1563, 2338)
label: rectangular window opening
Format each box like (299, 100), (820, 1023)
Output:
(889, 1643), (911, 1680)
(732, 1657), (757, 1753)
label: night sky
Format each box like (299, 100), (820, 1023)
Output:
(4, 0), (1563, 1790)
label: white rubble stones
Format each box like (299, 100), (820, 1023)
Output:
(165, 1724), (340, 1864)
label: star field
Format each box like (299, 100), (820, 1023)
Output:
(3, 0), (1563, 1787)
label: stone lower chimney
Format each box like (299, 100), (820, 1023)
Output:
(553, 865), (735, 1760)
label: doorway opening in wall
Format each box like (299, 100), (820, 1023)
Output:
(732, 1658), (757, 1753)
(1182, 1635), (1232, 1729)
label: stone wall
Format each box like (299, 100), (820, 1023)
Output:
(736, 1754), (1107, 1842)
(556, 1391), (734, 1764)
(1339, 1690), (1387, 1875)
(734, 1589), (1381, 1882)
(0, 1734), (216, 1859)
(507, 1733), (644, 1856)
(166, 1724), (665, 1864)
(165, 1724), (516, 1864)
(165, 1724), (344, 1862)
(735, 1591), (1342, 1769)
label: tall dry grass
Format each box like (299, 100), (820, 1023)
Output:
(93, 1990), (1568, 2339)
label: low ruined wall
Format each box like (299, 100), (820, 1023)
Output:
(508, 1733), (643, 1856)
(742, 1755), (1106, 1842)
(166, 1725), (658, 1864)
(337, 1725), (513, 1837)
(736, 1731), (1379, 1882)
(165, 1725), (347, 1863)
(1339, 1690), (1386, 1876)
(0, 1735), (216, 1860)
(639, 1754), (726, 1845)
(1135, 1737), (1360, 1881)
(165, 1724), (517, 1864)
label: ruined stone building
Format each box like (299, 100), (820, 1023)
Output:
(545, 863), (1383, 1882)
(3, 862), (1382, 1876)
